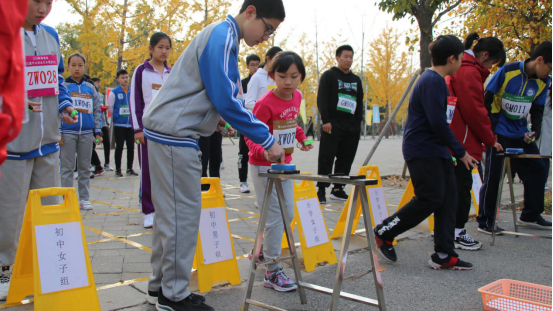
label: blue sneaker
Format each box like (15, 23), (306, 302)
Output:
(263, 268), (298, 292)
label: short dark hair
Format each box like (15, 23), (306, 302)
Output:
(336, 45), (354, 57)
(530, 41), (552, 64)
(270, 51), (306, 82)
(464, 33), (506, 67)
(116, 69), (128, 78)
(67, 52), (86, 65)
(239, 0), (285, 21)
(90, 77), (100, 83)
(246, 54), (261, 65)
(429, 35), (464, 66)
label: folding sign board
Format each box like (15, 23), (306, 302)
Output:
(6, 187), (100, 310)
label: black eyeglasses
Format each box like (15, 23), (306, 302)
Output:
(261, 17), (275, 37)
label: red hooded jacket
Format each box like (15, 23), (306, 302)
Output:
(0, 1), (27, 168)
(446, 52), (496, 161)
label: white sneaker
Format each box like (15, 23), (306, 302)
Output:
(240, 183), (250, 193)
(220, 162), (225, 170)
(143, 213), (154, 228)
(79, 200), (93, 210)
(104, 164), (114, 171)
(74, 171), (78, 179)
(89, 165), (95, 172)
(0, 267), (11, 301)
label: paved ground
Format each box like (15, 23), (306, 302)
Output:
(1, 137), (551, 311)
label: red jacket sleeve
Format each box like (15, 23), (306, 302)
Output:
(454, 69), (496, 147)
(295, 124), (306, 143)
(245, 100), (273, 161)
(0, 1), (28, 167)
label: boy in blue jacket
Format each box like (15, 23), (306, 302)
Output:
(141, 0), (286, 309)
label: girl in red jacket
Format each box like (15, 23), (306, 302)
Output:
(446, 33), (505, 250)
(246, 51), (313, 292)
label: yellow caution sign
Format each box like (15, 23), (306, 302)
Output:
(330, 166), (393, 241)
(292, 180), (337, 272)
(6, 187), (100, 310)
(398, 168), (482, 233)
(281, 219), (296, 249)
(194, 178), (241, 293)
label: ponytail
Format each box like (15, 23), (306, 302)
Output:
(464, 32), (506, 67)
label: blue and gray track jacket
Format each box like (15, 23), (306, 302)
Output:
(142, 15), (275, 150)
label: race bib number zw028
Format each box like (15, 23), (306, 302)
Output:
(273, 119), (297, 154)
(446, 96), (457, 124)
(119, 105), (130, 117)
(25, 55), (59, 97)
(337, 93), (356, 114)
(501, 93), (533, 120)
(71, 92), (93, 114)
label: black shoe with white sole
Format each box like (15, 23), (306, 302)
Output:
(517, 216), (552, 229)
(454, 229), (482, 251)
(329, 188), (348, 201)
(156, 291), (214, 311)
(428, 253), (473, 270)
(477, 225), (505, 235)
(317, 189), (326, 204)
(374, 228), (397, 262)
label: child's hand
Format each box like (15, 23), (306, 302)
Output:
(263, 150), (270, 162)
(61, 107), (78, 124)
(95, 135), (103, 145)
(459, 153), (478, 170)
(300, 139), (314, 151)
(28, 100), (43, 112)
(135, 132), (145, 144)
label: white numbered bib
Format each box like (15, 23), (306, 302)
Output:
(25, 55), (59, 98)
(337, 93), (356, 114)
(501, 93), (533, 120)
(151, 83), (161, 100)
(446, 96), (457, 124)
(119, 105), (130, 116)
(71, 92), (93, 114)
(274, 119), (297, 154)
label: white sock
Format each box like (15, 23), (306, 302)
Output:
(437, 252), (448, 259)
(455, 228), (464, 238)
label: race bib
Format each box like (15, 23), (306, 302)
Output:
(25, 55), (59, 97)
(501, 92), (533, 120)
(274, 119), (297, 154)
(337, 93), (356, 114)
(71, 92), (93, 114)
(119, 105), (130, 116)
(446, 96), (457, 124)
(151, 84), (161, 100)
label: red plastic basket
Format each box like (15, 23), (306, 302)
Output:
(478, 279), (552, 311)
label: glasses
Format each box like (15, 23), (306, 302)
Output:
(261, 17), (275, 37)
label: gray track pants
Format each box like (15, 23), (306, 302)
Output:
(0, 152), (60, 266)
(147, 140), (202, 302)
(60, 133), (94, 201)
(249, 164), (295, 271)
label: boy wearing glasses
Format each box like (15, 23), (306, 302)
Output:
(141, 0), (286, 310)
(477, 41), (552, 233)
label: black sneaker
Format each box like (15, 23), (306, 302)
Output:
(517, 216), (552, 229)
(428, 253), (473, 270)
(317, 188), (326, 204)
(373, 228), (397, 262)
(115, 170), (123, 177)
(156, 291), (214, 311)
(477, 225), (505, 235)
(146, 290), (158, 305)
(454, 229), (482, 251)
(329, 188), (348, 201)
(126, 169), (139, 176)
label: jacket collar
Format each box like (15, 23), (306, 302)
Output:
(65, 76), (86, 85)
(462, 52), (490, 81)
(143, 59), (171, 73)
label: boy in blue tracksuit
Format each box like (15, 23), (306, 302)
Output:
(0, 0), (78, 300)
(107, 70), (137, 177)
(477, 41), (552, 232)
(141, 0), (287, 309)
(60, 53), (102, 211)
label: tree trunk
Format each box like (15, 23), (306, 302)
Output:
(415, 10), (433, 71)
(116, 0), (129, 76)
